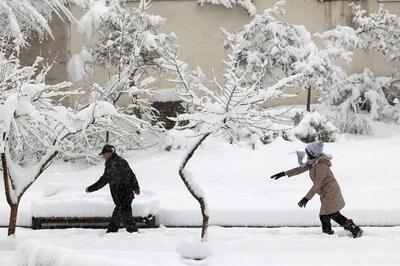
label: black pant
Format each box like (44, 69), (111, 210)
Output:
(319, 212), (348, 232)
(107, 204), (138, 233)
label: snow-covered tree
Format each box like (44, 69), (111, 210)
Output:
(315, 5), (400, 133)
(0, 47), (149, 236)
(221, 0), (335, 112)
(164, 0), (335, 242)
(70, 0), (178, 127)
(0, 48), (74, 236)
(0, 0), (85, 49)
(351, 3), (400, 105)
(197, 0), (256, 16)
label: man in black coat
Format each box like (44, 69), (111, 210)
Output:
(86, 144), (140, 233)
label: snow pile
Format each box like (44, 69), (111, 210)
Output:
(176, 239), (213, 260)
(10, 239), (138, 266)
(32, 184), (160, 218)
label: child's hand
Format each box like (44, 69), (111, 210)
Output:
(270, 172), (286, 180)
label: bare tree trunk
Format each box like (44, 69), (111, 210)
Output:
(8, 204), (19, 236)
(179, 133), (211, 241)
(306, 86), (311, 112)
(1, 153), (12, 207)
(1, 153), (18, 236)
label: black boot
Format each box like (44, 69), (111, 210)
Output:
(344, 219), (363, 238)
(322, 223), (334, 235)
(320, 215), (334, 235)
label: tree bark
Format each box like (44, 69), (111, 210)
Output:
(1, 153), (13, 207)
(8, 204), (19, 236)
(179, 133), (211, 241)
(306, 86), (311, 112)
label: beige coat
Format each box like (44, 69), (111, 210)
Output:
(285, 155), (345, 215)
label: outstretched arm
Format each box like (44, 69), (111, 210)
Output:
(86, 168), (111, 192)
(285, 165), (311, 177)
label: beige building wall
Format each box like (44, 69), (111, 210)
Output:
(22, 0), (400, 106)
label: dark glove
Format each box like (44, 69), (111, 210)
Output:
(298, 197), (309, 208)
(270, 172), (286, 180)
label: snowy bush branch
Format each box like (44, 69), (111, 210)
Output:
(197, 0), (256, 16)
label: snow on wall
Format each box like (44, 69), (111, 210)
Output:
(10, 240), (139, 266)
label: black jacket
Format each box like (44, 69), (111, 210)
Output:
(87, 153), (140, 205)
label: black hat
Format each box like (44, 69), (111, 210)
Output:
(99, 144), (116, 156)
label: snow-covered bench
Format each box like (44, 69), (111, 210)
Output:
(31, 183), (160, 229)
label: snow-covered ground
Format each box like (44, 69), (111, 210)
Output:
(0, 121), (399, 264)
(1, 227), (400, 266)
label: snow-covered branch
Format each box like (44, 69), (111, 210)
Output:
(197, 0), (256, 16)
(0, 0), (81, 49)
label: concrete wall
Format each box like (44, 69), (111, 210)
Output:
(22, 0), (400, 106)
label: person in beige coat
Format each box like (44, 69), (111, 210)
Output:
(270, 141), (363, 238)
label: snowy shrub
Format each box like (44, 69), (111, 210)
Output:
(286, 111), (338, 143)
(197, 0), (256, 16)
(334, 111), (372, 135)
(325, 69), (400, 127)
